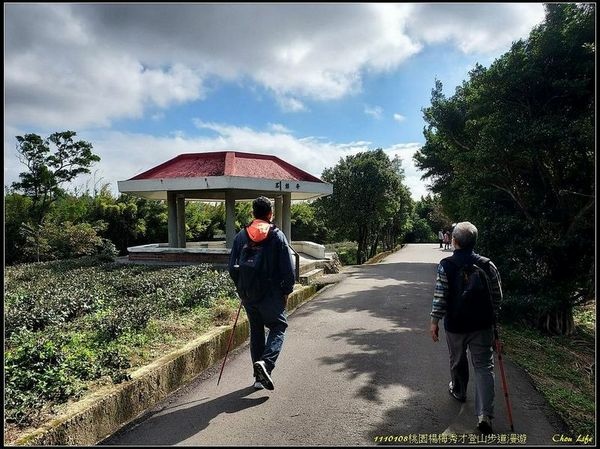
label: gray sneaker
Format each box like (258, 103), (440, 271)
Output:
(253, 361), (274, 390)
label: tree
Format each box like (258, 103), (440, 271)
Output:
(381, 156), (413, 251)
(415, 194), (453, 233)
(291, 202), (328, 243)
(4, 191), (34, 264)
(319, 149), (411, 264)
(235, 202), (253, 231)
(414, 4), (595, 334)
(89, 191), (147, 254)
(19, 222), (51, 263)
(12, 131), (100, 224)
(404, 216), (435, 244)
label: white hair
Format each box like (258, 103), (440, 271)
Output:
(452, 222), (478, 249)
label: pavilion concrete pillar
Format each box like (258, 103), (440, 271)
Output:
(225, 190), (236, 249)
(282, 193), (292, 241)
(176, 196), (186, 248)
(167, 192), (177, 247)
(274, 195), (283, 229)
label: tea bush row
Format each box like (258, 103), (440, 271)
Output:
(4, 257), (238, 427)
(5, 327), (132, 425)
(5, 259), (237, 339)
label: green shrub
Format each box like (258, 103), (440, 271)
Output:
(500, 290), (578, 335)
(19, 221), (104, 262)
(96, 238), (118, 262)
(325, 242), (358, 265)
(50, 221), (104, 259)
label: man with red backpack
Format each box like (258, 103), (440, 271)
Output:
(228, 196), (296, 391)
(429, 222), (503, 434)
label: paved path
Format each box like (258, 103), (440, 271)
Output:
(103, 244), (565, 446)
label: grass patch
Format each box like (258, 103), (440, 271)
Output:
(500, 301), (595, 437)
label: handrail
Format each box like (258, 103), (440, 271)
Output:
(288, 244), (301, 282)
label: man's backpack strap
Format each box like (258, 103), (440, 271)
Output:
(440, 256), (458, 278)
(473, 256), (493, 287)
(473, 255), (491, 269)
(471, 255), (498, 323)
(263, 226), (276, 281)
(266, 225), (282, 282)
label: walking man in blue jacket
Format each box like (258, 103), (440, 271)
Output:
(229, 196), (296, 391)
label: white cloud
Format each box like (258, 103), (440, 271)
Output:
(4, 123), (428, 200)
(405, 4), (545, 54)
(5, 47), (204, 129)
(4, 4), (545, 128)
(393, 113), (406, 123)
(268, 123), (292, 134)
(364, 105), (384, 120)
(276, 96), (307, 113)
(381, 143), (429, 200)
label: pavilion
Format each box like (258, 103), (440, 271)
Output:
(117, 151), (333, 264)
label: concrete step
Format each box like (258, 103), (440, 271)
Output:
(299, 268), (325, 285)
(299, 260), (319, 275)
(312, 273), (347, 286)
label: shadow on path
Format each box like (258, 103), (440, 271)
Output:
(296, 261), (463, 436)
(293, 260), (563, 443)
(101, 386), (268, 445)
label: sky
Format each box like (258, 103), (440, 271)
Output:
(4, 3), (547, 201)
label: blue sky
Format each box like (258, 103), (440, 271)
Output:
(4, 3), (546, 200)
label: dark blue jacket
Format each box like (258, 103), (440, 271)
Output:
(228, 223), (296, 297)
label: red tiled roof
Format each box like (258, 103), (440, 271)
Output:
(130, 151), (323, 183)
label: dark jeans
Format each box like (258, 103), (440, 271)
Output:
(243, 289), (288, 375)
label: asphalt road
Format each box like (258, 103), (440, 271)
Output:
(102, 244), (565, 446)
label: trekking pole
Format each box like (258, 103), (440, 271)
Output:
(494, 325), (515, 432)
(217, 299), (243, 386)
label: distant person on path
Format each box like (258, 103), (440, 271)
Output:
(438, 230), (444, 248)
(443, 231), (450, 250)
(429, 222), (503, 434)
(228, 196), (296, 391)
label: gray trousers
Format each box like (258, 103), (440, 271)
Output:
(445, 326), (495, 418)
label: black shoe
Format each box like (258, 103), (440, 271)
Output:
(477, 415), (493, 434)
(448, 381), (466, 402)
(253, 361), (274, 390)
